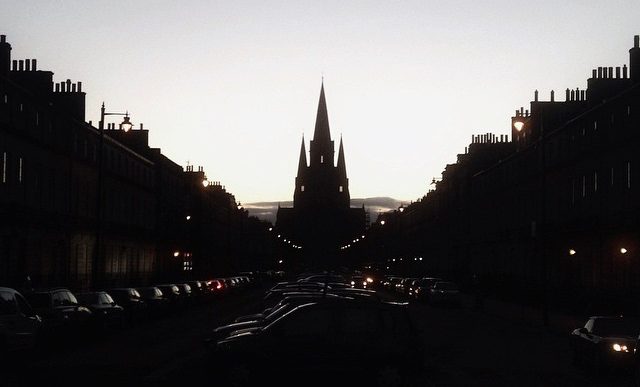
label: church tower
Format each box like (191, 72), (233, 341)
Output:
(276, 82), (366, 269)
(294, 83), (350, 210)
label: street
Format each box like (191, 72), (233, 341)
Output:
(2, 288), (636, 387)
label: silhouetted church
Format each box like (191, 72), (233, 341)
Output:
(276, 84), (366, 268)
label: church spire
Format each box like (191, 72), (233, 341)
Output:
(297, 135), (307, 175)
(337, 136), (347, 179)
(312, 82), (331, 143)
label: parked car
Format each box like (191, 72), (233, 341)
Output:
(136, 287), (169, 316)
(109, 288), (146, 324)
(25, 288), (92, 337)
(75, 292), (125, 329)
(210, 298), (424, 386)
(155, 284), (181, 307)
(426, 281), (461, 305)
(413, 277), (444, 302)
(0, 287), (42, 352)
(571, 315), (638, 371)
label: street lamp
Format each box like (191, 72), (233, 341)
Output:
(94, 103), (133, 288)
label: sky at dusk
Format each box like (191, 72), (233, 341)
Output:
(2, 1), (640, 204)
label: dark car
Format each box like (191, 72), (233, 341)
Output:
(156, 284), (181, 307)
(426, 281), (461, 306)
(413, 277), (443, 301)
(571, 316), (638, 371)
(76, 292), (125, 329)
(210, 298), (424, 386)
(136, 287), (169, 316)
(0, 287), (42, 352)
(109, 288), (146, 324)
(25, 288), (92, 337)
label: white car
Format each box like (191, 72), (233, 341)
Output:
(0, 287), (42, 351)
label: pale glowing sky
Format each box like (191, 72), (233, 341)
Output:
(2, 1), (640, 203)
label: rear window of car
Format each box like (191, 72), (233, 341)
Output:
(77, 293), (99, 304)
(0, 291), (17, 315)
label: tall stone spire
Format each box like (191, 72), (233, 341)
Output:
(297, 135), (307, 175)
(312, 82), (331, 143)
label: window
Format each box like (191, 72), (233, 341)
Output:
(593, 121), (597, 130)
(594, 171), (598, 192)
(18, 103), (23, 112)
(339, 185), (343, 192)
(320, 155), (324, 164)
(2, 94), (7, 104)
(301, 185), (305, 192)
(611, 167), (615, 186)
(18, 156), (23, 183)
(35, 111), (39, 126)
(2, 152), (6, 183)
(0, 291), (17, 315)
(628, 105), (632, 116)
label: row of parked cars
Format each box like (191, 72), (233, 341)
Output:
(382, 275), (461, 305)
(0, 274), (259, 353)
(205, 271), (425, 386)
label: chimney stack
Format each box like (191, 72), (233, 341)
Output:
(0, 35), (10, 76)
(630, 35), (640, 81)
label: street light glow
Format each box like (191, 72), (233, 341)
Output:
(380, 220), (386, 225)
(173, 251), (180, 257)
(186, 215), (191, 220)
(202, 180), (209, 187)
(513, 120), (525, 131)
(621, 248), (628, 254)
(569, 249), (576, 256)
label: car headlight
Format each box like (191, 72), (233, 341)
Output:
(612, 343), (629, 352)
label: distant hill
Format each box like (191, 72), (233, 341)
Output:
(244, 197), (405, 224)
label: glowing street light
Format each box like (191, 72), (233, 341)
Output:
(380, 220), (386, 225)
(513, 120), (525, 131)
(569, 249), (576, 256)
(621, 247), (628, 254)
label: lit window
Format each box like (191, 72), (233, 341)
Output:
(321, 155), (324, 164)
(18, 103), (23, 112)
(301, 185), (305, 192)
(628, 105), (632, 116)
(339, 186), (343, 192)
(1, 152), (6, 183)
(18, 157), (23, 183)
(594, 171), (598, 192)
(3, 94), (7, 104)
(593, 121), (597, 130)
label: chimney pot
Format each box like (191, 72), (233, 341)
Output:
(609, 67), (613, 78)
(598, 67), (603, 78)
(55, 83), (60, 92)
(566, 88), (570, 101)
(534, 89), (539, 102)
(616, 66), (621, 78)
(635, 35), (639, 48)
(72, 84), (76, 93)
(140, 123), (144, 130)
(18, 60), (23, 71)
(0, 35), (5, 43)
(24, 59), (30, 71)
(12, 60), (16, 71)
(77, 81), (82, 92)
(31, 59), (36, 71)
(623, 64), (628, 78)
(592, 69), (597, 78)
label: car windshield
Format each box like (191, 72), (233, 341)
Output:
(593, 319), (638, 337)
(76, 293), (99, 304)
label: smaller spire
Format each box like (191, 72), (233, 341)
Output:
(337, 136), (347, 179)
(297, 135), (307, 175)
